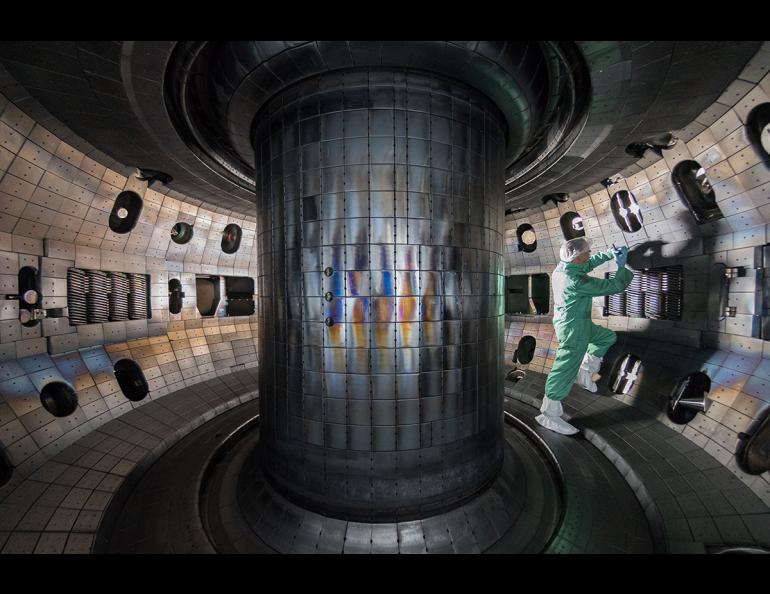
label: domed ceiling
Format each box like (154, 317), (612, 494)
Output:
(0, 41), (760, 213)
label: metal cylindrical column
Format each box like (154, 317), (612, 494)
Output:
(255, 68), (507, 521)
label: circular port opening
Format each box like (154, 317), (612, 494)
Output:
(221, 223), (242, 254)
(171, 222), (194, 244)
(39, 381), (78, 417)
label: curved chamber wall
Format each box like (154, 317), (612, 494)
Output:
(254, 69), (506, 520)
(504, 57), (770, 503)
(1, 42), (768, 526)
(0, 91), (259, 490)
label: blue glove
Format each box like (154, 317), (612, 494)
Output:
(613, 246), (629, 268)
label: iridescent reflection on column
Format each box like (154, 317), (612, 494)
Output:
(255, 68), (507, 521)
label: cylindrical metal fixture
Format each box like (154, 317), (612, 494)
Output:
(254, 68), (507, 520)
(86, 270), (110, 323)
(66, 268), (87, 326)
(109, 272), (130, 321)
(127, 273), (148, 320)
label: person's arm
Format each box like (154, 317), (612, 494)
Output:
(573, 267), (634, 297)
(586, 250), (615, 272)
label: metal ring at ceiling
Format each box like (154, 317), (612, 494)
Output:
(163, 41), (592, 195)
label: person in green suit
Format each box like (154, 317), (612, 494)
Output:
(536, 238), (633, 435)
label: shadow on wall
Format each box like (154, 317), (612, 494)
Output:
(627, 240), (667, 269)
(540, 232), (720, 430)
(626, 234), (703, 269)
(596, 234), (711, 417)
(580, 329), (768, 480)
(597, 334), (715, 420)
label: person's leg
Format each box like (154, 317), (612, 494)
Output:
(544, 344), (585, 402)
(587, 323), (617, 358)
(576, 323), (618, 391)
(539, 337), (587, 435)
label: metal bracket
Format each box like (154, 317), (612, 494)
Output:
(19, 308), (47, 326)
(505, 368), (526, 383)
(667, 371), (711, 424)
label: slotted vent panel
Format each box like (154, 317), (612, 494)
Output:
(67, 268), (151, 325)
(604, 266), (683, 321)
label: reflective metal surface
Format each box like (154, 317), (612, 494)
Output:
(163, 41), (589, 196)
(255, 68), (506, 520)
(1, 41), (770, 555)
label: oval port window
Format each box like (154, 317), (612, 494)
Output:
(221, 223), (242, 254)
(169, 278), (184, 314)
(40, 381), (78, 417)
(0, 448), (11, 488)
(114, 359), (149, 402)
(746, 102), (770, 166)
(667, 371), (710, 425)
(171, 222), (194, 244)
(224, 276), (255, 317)
(611, 190), (643, 233)
(505, 274), (550, 315)
(18, 266), (38, 302)
(513, 335), (537, 365)
(18, 266), (40, 327)
(737, 407), (770, 476)
(196, 275), (220, 317)
(609, 353), (642, 395)
(672, 160), (723, 224)
(560, 211), (585, 240)
(109, 191), (143, 234)
(516, 224), (537, 253)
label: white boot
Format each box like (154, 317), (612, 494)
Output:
(535, 397), (579, 435)
(576, 353), (602, 392)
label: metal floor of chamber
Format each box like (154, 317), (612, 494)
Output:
(96, 397), (653, 554)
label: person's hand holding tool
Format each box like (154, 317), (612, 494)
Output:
(612, 243), (629, 268)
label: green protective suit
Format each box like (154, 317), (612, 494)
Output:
(544, 250), (634, 401)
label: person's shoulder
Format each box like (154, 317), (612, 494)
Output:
(563, 264), (584, 276)
(569, 269), (595, 287)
